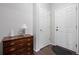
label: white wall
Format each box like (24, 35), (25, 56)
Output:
(0, 3), (33, 54)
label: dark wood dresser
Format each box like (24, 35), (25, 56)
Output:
(3, 34), (33, 55)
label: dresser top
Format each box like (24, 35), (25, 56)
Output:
(3, 34), (33, 41)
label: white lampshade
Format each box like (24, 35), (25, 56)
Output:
(22, 24), (27, 29)
(9, 29), (14, 36)
(21, 24), (28, 34)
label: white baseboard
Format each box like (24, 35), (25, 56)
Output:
(34, 48), (40, 52)
(34, 43), (50, 52)
(50, 43), (56, 46)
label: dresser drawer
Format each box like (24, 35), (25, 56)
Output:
(10, 48), (33, 55)
(4, 43), (26, 54)
(4, 46), (16, 54)
(3, 39), (26, 47)
(3, 41), (16, 48)
(12, 48), (27, 55)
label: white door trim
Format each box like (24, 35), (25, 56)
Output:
(76, 3), (79, 54)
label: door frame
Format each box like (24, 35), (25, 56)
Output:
(76, 3), (79, 54)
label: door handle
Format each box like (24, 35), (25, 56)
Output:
(56, 29), (59, 31)
(40, 29), (42, 31)
(56, 26), (59, 31)
(56, 26), (58, 28)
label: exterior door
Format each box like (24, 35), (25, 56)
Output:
(55, 5), (77, 52)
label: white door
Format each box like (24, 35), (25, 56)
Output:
(55, 5), (77, 52)
(38, 4), (50, 49)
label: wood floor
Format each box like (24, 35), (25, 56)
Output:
(34, 45), (56, 55)
(34, 45), (77, 55)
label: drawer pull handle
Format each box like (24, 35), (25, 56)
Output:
(10, 42), (15, 45)
(9, 48), (15, 52)
(27, 48), (31, 50)
(27, 43), (31, 46)
(19, 44), (23, 46)
(27, 52), (31, 55)
(27, 39), (31, 41)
